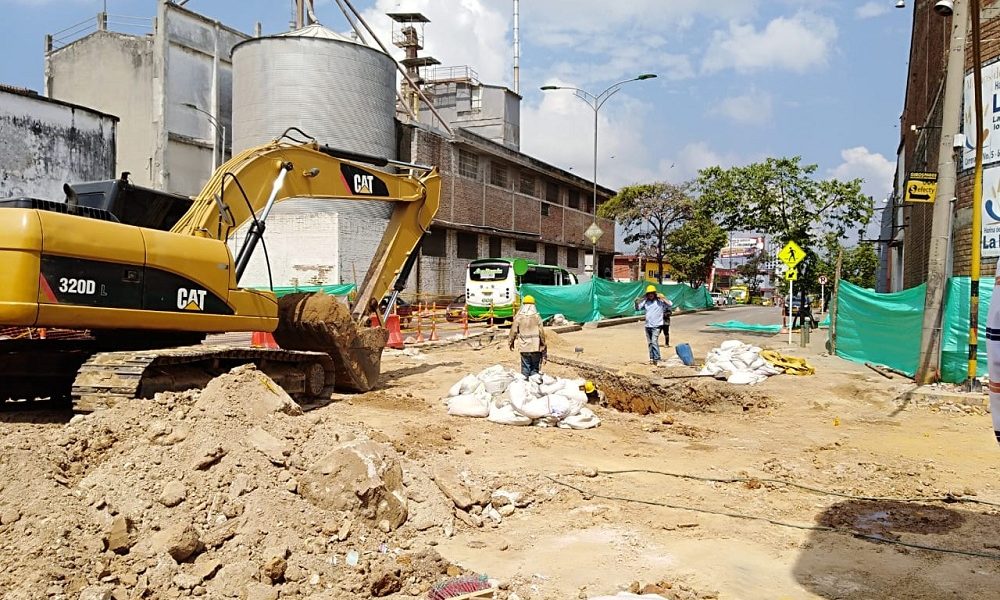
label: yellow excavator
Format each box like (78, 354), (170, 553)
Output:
(0, 129), (440, 410)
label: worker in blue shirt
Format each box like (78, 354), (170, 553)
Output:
(636, 284), (673, 365)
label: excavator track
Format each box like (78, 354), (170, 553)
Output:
(72, 345), (336, 412)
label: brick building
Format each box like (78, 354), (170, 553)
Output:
(400, 125), (616, 298)
(885, 0), (1000, 290)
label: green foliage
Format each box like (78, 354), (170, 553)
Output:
(736, 249), (768, 298)
(664, 216), (727, 288)
(696, 156), (874, 244)
(842, 243), (879, 290)
(598, 182), (693, 280)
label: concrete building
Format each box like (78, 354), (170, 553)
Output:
(887, 0), (1000, 289)
(45, 1), (245, 197)
(0, 85), (117, 201)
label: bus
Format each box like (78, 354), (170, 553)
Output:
(465, 258), (578, 320)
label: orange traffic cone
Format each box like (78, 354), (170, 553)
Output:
(462, 310), (469, 337)
(251, 331), (279, 349)
(385, 314), (405, 349)
(38, 328), (47, 340)
(429, 303), (439, 342)
(369, 312), (381, 328)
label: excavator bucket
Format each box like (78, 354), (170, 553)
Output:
(272, 292), (388, 392)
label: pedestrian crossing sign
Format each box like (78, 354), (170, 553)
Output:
(784, 268), (798, 281)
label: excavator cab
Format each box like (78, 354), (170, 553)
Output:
(66, 173), (193, 231)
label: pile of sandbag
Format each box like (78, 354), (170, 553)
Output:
(698, 340), (784, 385)
(444, 364), (600, 429)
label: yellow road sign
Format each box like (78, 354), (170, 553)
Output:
(784, 268), (798, 281)
(904, 172), (937, 203)
(777, 241), (805, 268)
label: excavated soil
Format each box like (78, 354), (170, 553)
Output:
(0, 366), (489, 600)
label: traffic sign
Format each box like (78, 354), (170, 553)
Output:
(904, 171), (937, 203)
(777, 241), (805, 268)
(784, 268), (798, 281)
(818, 275), (828, 285)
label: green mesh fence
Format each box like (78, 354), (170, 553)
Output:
(519, 279), (713, 323)
(260, 283), (357, 298)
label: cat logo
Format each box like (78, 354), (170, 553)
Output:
(177, 288), (208, 311)
(353, 174), (374, 195)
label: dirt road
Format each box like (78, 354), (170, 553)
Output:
(353, 307), (1000, 598)
(0, 306), (996, 599)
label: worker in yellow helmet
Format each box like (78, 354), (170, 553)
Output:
(509, 294), (547, 378)
(635, 284), (673, 365)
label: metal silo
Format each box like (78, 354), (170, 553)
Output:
(230, 24), (399, 288)
(232, 23), (397, 157)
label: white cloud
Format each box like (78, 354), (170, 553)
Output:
(711, 89), (773, 125)
(855, 2), (890, 19)
(828, 146), (894, 199)
(702, 13), (838, 74)
(360, 0), (511, 85)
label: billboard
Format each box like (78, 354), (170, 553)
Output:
(962, 61), (1000, 170)
(719, 237), (764, 258)
(982, 165), (1000, 258)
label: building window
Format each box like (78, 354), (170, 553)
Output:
(489, 236), (502, 258)
(568, 190), (580, 209)
(489, 161), (508, 188)
(567, 248), (579, 268)
(519, 172), (535, 196)
(457, 231), (479, 259)
(582, 197), (591, 214)
(546, 181), (559, 204)
(458, 149), (479, 179)
(422, 228), (447, 257)
(540, 202), (549, 216)
(515, 239), (537, 254)
(544, 244), (558, 265)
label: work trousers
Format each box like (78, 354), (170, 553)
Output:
(520, 352), (543, 378)
(644, 326), (662, 362)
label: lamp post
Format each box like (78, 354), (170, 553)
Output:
(181, 102), (226, 173)
(541, 73), (657, 280)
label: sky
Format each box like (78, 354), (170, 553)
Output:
(0, 0), (913, 243)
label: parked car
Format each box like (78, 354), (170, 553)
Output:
(711, 292), (725, 307)
(446, 294), (467, 322)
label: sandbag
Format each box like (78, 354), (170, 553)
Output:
(513, 395), (552, 420)
(539, 382), (564, 396)
(487, 402), (533, 426)
(561, 407), (601, 429)
(561, 387), (589, 406)
(457, 374), (482, 395)
(447, 391), (490, 417)
(541, 374), (557, 385)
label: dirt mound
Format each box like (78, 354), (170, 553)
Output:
(0, 366), (470, 599)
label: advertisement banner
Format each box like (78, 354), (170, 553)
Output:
(982, 165), (1000, 258)
(719, 237), (764, 258)
(962, 61), (1000, 170)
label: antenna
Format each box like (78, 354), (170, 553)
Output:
(513, 0), (520, 94)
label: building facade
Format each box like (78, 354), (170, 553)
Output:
(887, 0), (1000, 290)
(0, 85), (117, 201)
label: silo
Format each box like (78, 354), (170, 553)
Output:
(232, 23), (396, 156)
(229, 24), (400, 290)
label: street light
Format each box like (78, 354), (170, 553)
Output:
(541, 73), (657, 279)
(181, 102), (226, 173)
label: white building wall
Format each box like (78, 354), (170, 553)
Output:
(0, 90), (116, 201)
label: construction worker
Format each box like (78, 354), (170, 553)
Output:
(635, 284), (673, 365)
(581, 380), (604, 404)
(509, 294), (547, 378)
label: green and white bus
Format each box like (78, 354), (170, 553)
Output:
(465, 258), (578, 320)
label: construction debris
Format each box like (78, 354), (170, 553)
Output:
(698, 341), (784, 385)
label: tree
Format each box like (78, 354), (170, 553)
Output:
(598, 182), (692, 281)
(663, 216), (727, 288)
(841, 243), (879, 289)
(736, 249), (768, 298)
(697, 156), (873, 244)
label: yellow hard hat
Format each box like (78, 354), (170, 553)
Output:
(523, 295), (535, 304)
(645, 284), (657, 293)
(583, 381), (596, 393)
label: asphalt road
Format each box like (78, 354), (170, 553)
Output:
(674, 304), (784, 330)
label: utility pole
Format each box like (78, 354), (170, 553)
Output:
(916, 0), (968, 384)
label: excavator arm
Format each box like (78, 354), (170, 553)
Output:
(171, 137), (440, 319)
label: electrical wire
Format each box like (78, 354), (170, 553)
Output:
(545, 476), (1000, 561)
(222, 172), (274, 290)
(597, 468), (1000, 508)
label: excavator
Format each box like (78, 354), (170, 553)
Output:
(0, 130), (441, 411)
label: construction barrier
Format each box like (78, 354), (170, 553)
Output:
(519, 279), (713, 324)
(832, 277), (993, 382)
(385, 314), (405, 349)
